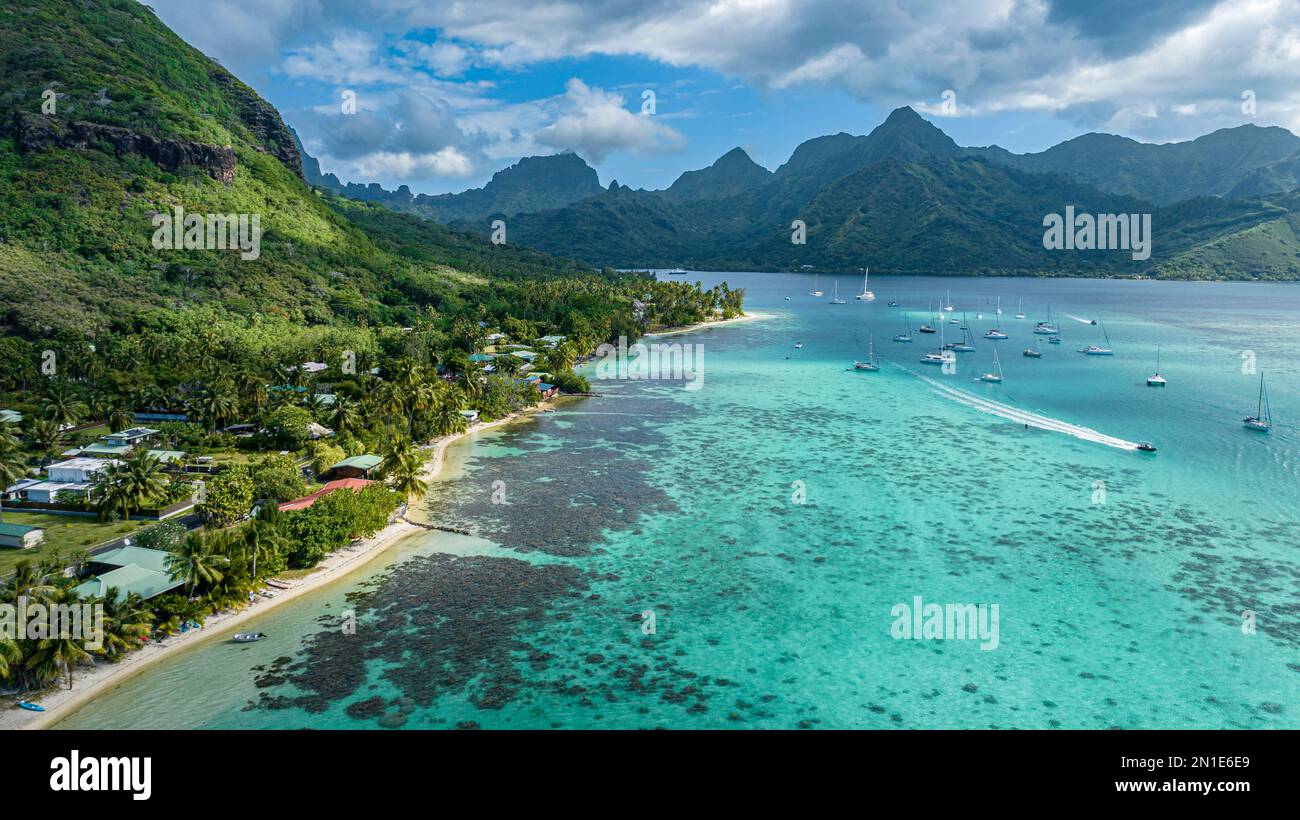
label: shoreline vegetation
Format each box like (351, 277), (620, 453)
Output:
(0, 397), (560, 731)
(4, 308), (768, 731)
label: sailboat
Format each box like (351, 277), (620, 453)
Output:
(921, 323), (948, 365)
(1243, 372), (1272, 432)
(887, 291), (900, 307)
(1079, 322), (1114, 355)
(829, 280), (847, 304)
(856, 267), (875, 301)
(1014, 297), (1025, 320)
(893, 316), (914, 343)
(809, 273), (823, 297)
(853, 335), (881, 371)
(1146, 345), (1166, 386)
(979, 348), (1004, 383)
(943, 290), (954, 313)
(918, 301), (937, 333)
(945, 326), (976, 353)
(984, 312), (1008, 340)
(1023, 339), (1042, 358)
(995, 295), (1003, 315)
(1034, 304), (1058, 335)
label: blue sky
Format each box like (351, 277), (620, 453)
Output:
(150, 0), (1300, 195)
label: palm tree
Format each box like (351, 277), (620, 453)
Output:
(379, 435), (418, 478)
(91, 461), (130, 521)
(243, 518), (288, 581)
(43, 383), (87, 429)
(0, 423), (26, 487)
(23, 418), (61, 465)
(330, 395), (361, 435)
(95, 591), (153, 660)
(116, 450), (168, 520)
(194, 383), (239, 431)
(386, 450), (427, 501)
(166, 532), (228, 599)
(433, 389), (469, 437)
(543, 342), (577, 374)
(106, 404), (134, 433)
(0, 634), (21, 681)
(26, 632), (93, 689)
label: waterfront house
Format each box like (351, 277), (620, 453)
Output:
(72, 546), (183, 602)
(0, 522), (44, 549)
(326, 454), (383, 479)
(459, 410), (480, 424)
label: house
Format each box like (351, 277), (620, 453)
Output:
(23, 457), (121, 502)
(484, 333), (508, 343)
(146, 449), (186, 466)
(536, 382), (559, 399)
(468, 353), (495, 363)
(0, 522), (43, 549)
(539, 335), (567, 348)
(326, 454), (383, 479)
(72, 546), (183, 602)
(1, 478), (42, 502)
(73, 441), (132, 457)
(459, 410), (480, 424)
(279, 478), (374, 512)
(104, 427), (160, 447)
(298, 361), (328, 374)
(307, 422), (333, 440)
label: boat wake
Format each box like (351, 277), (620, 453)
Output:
(1063, 313), (1096, 325)
(918, 375), (1142, 450)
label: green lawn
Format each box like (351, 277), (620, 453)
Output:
(0, 511), (147, 574)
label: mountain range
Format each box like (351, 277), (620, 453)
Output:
(303, 107), (1300, 279)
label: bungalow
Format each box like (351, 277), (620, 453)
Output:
(326, 454), (383, 479)
(484, 332), (508, 343)
(459, 409), (480, 424)
(279, 478), (374, 512)
(72, 441), (132, 457)
(539, 335), (567, 348)
(72, 546), (183, 602)
(0, 522), (44, 549)
(104, 427), (160, 447)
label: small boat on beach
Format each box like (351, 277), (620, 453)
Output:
(233, 632), (268, 643)
(17, 701), (45, 712)
(1243, 372), (1272, 432)
(264, 579), (291, 590)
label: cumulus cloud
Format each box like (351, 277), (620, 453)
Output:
(534, 79), (685, 163)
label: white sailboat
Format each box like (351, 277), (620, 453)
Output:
(984, 312), (1008, 340)
(894, 316), (913, 343)
(1080, 322), (1114, 355)
(809, 273), (823, 297)
(1014, 297), (1025, 320)
(943, 290), (954, 313)
(853, 334), (880, 371)
(921, 322), (947, 365)
(1146, 345), (1166, 386)
(918, 300), (937, 334)
(979, 348), (1004, 383)
(856, 266), (875, 301)
(995, 295), (1003, 315)
(1244, 372), (1272, 432)
(829, 280), (847, 304)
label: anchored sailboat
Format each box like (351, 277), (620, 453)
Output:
(1146, 345), (1166, 386)
(918, 300), (937, 333)
(984, 312), (1008, 340)
(1079, 322), (1114, 355)
(980, 348), (1004, 383)
(1023, 339), (1042, 358)
(1014, 297), (1025, 320)
(809, 273), (823, 297)
(894, 315), (914, 343)
(853, 334), (881, 371)
(1243, 372), (1272, 432)
(1034, 304), (1059, 335)
(921, 322), (947, 365)
(856, 267), (875, 301)
(829, 280), (847, 304)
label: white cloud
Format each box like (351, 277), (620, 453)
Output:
(535, 79), (685, 163)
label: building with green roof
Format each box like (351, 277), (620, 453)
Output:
(0, 522), (43, 549)
(327, 454), (384, 479)
(73, 545), (182, 602)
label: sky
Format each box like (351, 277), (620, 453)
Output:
(148, 0), (1300, 196)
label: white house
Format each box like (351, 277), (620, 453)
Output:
(24, 457), (121, 503)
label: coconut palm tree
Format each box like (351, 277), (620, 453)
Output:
(166, 532), (228, 600)
(330, 395), (361, 436)
(194, 383), (238, 431)
(0, 423), (26, 487)
(106, 404), (134, 433)
(386, 450), (427, 501)
(23, 418), (60, 465)
(26, 632), (93, 689)
(433, 389), (469, 437)
(94, 591), (153, 660)
(43, 383), (87, 429)
(115, 450), (168, 520)
(379, 434), (418, 478)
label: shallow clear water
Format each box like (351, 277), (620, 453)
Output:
(60, 274), (1300, 729)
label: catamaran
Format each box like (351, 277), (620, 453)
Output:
(979, 348), (1004, 383)
(853, 335), (881, 371)
(1079, 323), (1114, 355)
(1034, 304), (1059, 335)
(856, 267), (875, 301)
(1015, 297), (1025, 320)
(829, 280), (847, 304)
(1146, 345), (1166, 386)
(1243, 372), (1272, 432)
(809, 273), (823, 297)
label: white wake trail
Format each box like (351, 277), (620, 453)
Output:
(917, 374), (1140, 450)
(1063, 313), (1095, 325)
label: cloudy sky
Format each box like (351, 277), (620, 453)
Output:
(150, 0), (1300, 195)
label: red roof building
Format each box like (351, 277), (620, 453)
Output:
(278, 478), (374, 512)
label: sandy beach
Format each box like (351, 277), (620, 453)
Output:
(641, 309), (773, 338)
(1, 400), (556, 731)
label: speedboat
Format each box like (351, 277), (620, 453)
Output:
(1136, 442), (1157, 452)
(794, 342), (803, 349)
(233, 632), (267, 643)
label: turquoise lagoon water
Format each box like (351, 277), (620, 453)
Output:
(59, 274), (1299, 729)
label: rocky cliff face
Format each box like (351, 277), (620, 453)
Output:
(5, 111), (237, 182)
(209, 68), (304, 180)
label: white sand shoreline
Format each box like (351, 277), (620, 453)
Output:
(2, 400), (557, 731)
(641, 309), (773, 338)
